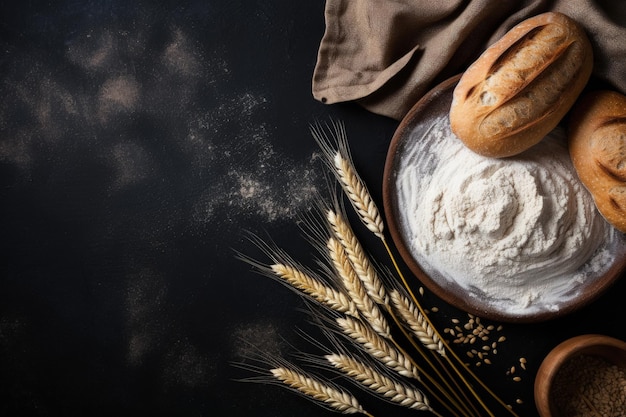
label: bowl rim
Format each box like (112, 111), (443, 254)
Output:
(534, 334), (626, 417)
(381, 74), (626, 323)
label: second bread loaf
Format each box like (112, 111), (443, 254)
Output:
(569, 90), (626, 233)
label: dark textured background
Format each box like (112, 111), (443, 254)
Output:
(1, 1), (625, 416)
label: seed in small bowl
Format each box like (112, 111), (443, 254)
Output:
(534, 334), (626, 417)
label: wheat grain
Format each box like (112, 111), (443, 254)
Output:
(327, 209), (388, 306)
(326, 354), (433, 412)
(327, 237), (390, 338)
(389, 290), (446, 356)
(336, 316), (419, 380)
(552, 354), (626, 417)
(519, 357), (527, 370)
(270, 367), (367, 415)
(443, 313), (508, 367)
(270, 263), (359, 317)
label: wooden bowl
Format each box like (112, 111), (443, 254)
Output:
(382, 75), (626, 322)
(534, 334), (626, 417)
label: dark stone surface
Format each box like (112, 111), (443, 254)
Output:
(1, 1), (625, 416)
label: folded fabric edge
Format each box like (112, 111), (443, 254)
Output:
(312, 44), (421, 106)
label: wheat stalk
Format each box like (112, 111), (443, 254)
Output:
(269, 263), (359, 317)
(327, 209), (389, 306)
(390, 289), (446, 356)
(270, 366), (371, 416)
(326, 354), (436, 413)
(336, 316), (419, 380)
(327, 237), (390, 338)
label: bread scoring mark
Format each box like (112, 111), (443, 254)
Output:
(480, 24), (566, 104)
(487, 26), (544, 77)
(596, 158), (626, 183)
(465, 85), (476, 100)
(608, 186), (626, 212)
(478, 36), (583, 138)
(591, 125), (626, 181)
(596, 117), (626, 130)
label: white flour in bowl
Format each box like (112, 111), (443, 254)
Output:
(395, 115), (620, 315)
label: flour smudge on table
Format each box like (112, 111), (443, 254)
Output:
(124, 268), (170, 367)
(97, 76), (141, 123)
(124, 267), (215, 391)
(161, 338), (212, 390)
(230, 320), (287, 361)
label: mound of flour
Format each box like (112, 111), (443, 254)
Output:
(395, 116), (618, 314)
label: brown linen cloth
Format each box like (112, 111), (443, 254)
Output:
(312, 0), (626, 120)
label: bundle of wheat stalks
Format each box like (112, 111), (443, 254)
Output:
(237, 122), (520, 417)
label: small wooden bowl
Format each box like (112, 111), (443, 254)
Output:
(534, 334), (626, 417)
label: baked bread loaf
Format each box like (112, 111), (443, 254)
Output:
(569, 90), (626, 233)
(450, 12), (593, 158)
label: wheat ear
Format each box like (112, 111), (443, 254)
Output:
(327, 209), (389, 306)
(311, 121), (384, 240)
(326, 354), (436, 413)
(336, 316), (419, 380)
(327, 237), (390, 338)
(390, 289), (446, 356)
(270, 263), (359, 317)
(270, 367), (371, 416)
(333, 152), (385, 240)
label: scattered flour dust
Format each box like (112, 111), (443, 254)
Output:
(228, 162), (319, 222)
(189, 108), (321, 226)
(125, 268), (169, 366)
(161, 338), (211, 389)
(191, 154), (320, 226)
(395, 116), (626, 315)
(108, 141), (155, 191)
(229, 320), (286, 361)
(97, 75), (140, 122)
(1, 20), (320, 227)
(124, 268), (213, 390)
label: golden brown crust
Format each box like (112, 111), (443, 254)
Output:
(450, 12), (593, 158)
(569, 90), (626, 233)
